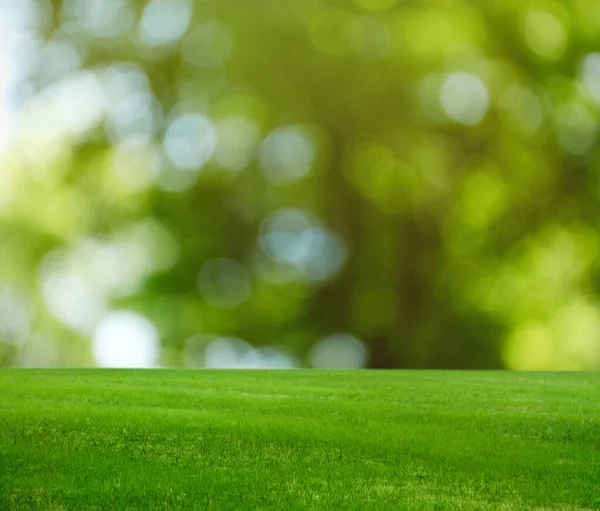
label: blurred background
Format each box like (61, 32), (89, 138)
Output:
(1, 0), (600, 370)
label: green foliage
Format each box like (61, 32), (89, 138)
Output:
(1, 0), (600, 367)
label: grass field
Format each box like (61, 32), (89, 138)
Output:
(0, 370), (598, 510)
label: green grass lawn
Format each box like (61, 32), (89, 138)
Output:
(0, 370), (598, 510)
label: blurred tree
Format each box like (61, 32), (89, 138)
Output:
(1, 0), (600, 369)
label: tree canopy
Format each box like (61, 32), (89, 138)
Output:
(1, 0), (600, 369)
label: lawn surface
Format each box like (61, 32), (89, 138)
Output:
(0, 370), (598, 510)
